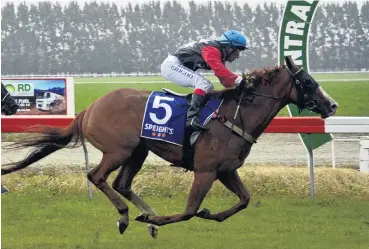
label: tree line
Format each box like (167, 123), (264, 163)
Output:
(1, 0), (368, 75)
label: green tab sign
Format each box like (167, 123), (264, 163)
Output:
(278, 0), (332, 150)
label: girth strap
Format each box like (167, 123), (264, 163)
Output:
(221, 119), (256, 144)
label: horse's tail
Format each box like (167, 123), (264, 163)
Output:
(1, 110), (87, 175)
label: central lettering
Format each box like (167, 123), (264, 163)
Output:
(283, 1), (314, 66)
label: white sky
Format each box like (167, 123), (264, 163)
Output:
(1, 0), (367, 9)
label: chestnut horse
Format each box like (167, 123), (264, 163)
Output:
(2, 56), (337, 238)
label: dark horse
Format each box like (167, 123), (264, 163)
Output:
(1, 82), (19, 116)
(2, 56), (337, 238)
(1, 81), (19, 193)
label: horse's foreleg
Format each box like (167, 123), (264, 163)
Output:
(135, 171), (216, 226)
(87, 152), (131, 234)
(112, 145), (159, 238)
(196, 170), (250, 222)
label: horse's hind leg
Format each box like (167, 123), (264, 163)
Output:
(112, 143), (159, 238)
(87, 152), (132, 234)
(135, 171), (216, 226)
(196, 170), (250, 222)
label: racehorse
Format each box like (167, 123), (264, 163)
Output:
(1, 82), (19, 116)
(1, 56), (338, 238)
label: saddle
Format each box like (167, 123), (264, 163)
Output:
(162, 88), (193, 104)
(162, 88), (208, 171)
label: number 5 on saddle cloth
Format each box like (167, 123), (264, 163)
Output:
(140, 89), (223, 170)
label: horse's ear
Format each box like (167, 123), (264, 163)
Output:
(285, 56), (296, 70)
(241, 72), (256, 90)
(242, 72), (247, 81)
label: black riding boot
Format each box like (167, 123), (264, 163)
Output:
(185, 94), (209, 131)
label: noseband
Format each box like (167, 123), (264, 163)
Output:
(284, 66), (319, 112)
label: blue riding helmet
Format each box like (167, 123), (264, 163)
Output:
(218, 30), (249, 50)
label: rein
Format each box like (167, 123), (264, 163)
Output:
(2, 92), (10, 102)
(244, 65), (301, 102)
(225, 90), (245, 145)
(245, 65), (318, 112)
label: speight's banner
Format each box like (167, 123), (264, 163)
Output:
(1, 78), (75, 116)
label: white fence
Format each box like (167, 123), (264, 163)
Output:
(331, 136), (367, 169)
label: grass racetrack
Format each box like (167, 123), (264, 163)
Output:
(2, 166), (369, 249)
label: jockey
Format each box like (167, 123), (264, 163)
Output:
(160, 30), (249, 131)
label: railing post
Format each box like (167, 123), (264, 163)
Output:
(359, 137), (369, 173)
(307, 133), (315, 200)
(331, 135), (336, 169)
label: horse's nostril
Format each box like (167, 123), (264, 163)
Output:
(331, 104), (338, 110)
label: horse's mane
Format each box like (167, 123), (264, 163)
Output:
(247, 65), (284, 85)
(210, 65), (284, 99)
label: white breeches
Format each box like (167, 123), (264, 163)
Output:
(160, 54), (214, 93)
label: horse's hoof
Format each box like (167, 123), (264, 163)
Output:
(1, 186), (9, 194)
(147, 224), (158, 239)
(197, 208), (211, 218)
(117, 217), (129, 234)
(135, 212), (150, 222)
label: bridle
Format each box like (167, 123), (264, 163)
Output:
(1, 92), (11, 111)
(1, 84), (18, 114)
(242, 65), (320, 112)
(2, 92), (10, 102)
(218, 65), (320, 145)
(284, 65), (320, 112)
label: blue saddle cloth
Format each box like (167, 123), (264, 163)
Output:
(140, 91), (223, 146)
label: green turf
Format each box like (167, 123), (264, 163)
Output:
(311, 73), (369, 80)
(74, 80), (369, 116)
(75, 76), (169, 83)
(2, 191), (369, 249)
(318, 81), (369, 116)
(74, 73), (369, 84)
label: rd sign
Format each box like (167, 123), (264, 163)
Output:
(5, 83), (34, 97)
